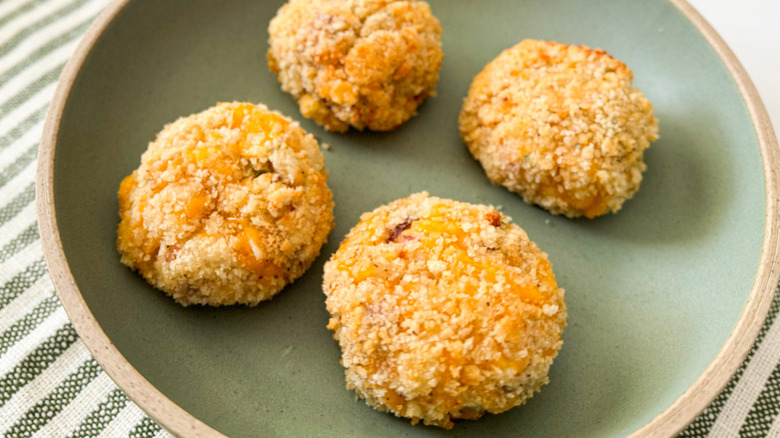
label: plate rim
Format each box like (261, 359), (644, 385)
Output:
(35, 0), (780, 436)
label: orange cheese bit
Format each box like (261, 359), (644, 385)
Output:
(117, 173), (137, 211)
(234, 222), (284, 279)
(532, 151), (610, 219)
(384, 388), (406, 411)
(409, 204), (546, 304)
(345, 257), (377, 283)
(117, 173), (158, 272)
(319, 80), (358, 105)
(537, 178), (608, 219)
(184, 194), (209, 220)
(117, 172), (156, 264)
(230, 103), (291, 142)
(181, 103), (295, 178)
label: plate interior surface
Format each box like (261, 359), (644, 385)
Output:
(52, 0), (766, 436)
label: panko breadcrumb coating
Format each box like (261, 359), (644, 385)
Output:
(459, 39), (659, 219)
(267, 0), (443, 132)
(323, 192), (566, 429)
(117, 102), (334, 306)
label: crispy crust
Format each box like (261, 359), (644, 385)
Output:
(267, 0), (443, 132)
(323, 192), (566, 428)
(459, 39), (659, 218)
(117, 102), (334, 306)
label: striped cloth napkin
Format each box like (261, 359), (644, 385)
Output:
(0, 0), (777, 436)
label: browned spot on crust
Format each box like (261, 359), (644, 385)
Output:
(386, 217), (413, 242)
(485, 210), (501, 227)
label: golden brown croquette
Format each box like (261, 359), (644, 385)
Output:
(323, 192), (566, 429)
(117, 102), (334, 306)
(267, 0), (444, 132)
(459, 39), (658, 219)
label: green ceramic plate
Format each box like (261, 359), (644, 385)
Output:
(37, 0), (780, 436)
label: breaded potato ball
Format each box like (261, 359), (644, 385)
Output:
(323, 192), (566, 429)
(459, 39), (659, 219)
(117, 102), (334, 306)
(267, 0), (443, 132)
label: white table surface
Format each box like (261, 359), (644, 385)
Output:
(688, 0), (779, 137)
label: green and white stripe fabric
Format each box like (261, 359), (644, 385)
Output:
(0, 0), (171, 435)
(0, 0), (777, 436)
